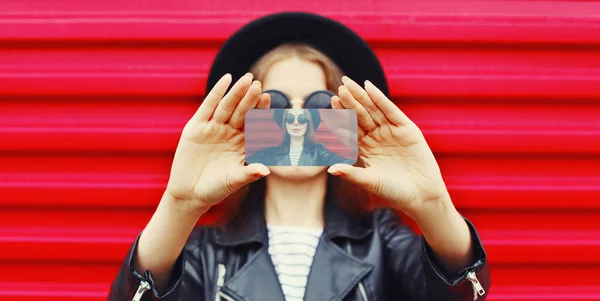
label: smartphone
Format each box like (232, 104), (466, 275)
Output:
(245, 108), (358, 167)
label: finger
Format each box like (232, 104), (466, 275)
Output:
(212, 73), (254, 123)
(327, 97), (349, 120)
(226, 163), (270, 193)
(331, 95), (345, 109)
(228, 80), (262, 128)
(192, 74), (232, 122)
(256, 93), (271, 109)
(327, 164), (377, 192)
(365, 80), (412, 126)
(329, 97), (366, 138)
(342, 76), (387, 125)
(338, 85), (377, 132)
(325, 97), (348, 119)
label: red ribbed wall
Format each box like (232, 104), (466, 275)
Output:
(1, 1), (599, 300)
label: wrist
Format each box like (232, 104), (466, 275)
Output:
(404, 191), (457, 225)
(406, 192), (474, 272)
(161, 191), (212, 218)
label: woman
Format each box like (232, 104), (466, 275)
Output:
(246, 107), (356, 166)
(109, 12), (490, 301)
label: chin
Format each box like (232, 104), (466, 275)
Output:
(288, 132), (305, 138)
(269, 166), (327, 179)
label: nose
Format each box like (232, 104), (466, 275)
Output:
(290, 98), (304, 109)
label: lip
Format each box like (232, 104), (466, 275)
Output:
(292, 129), (301, 132)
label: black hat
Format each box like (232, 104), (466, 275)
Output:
(273, 109), (321, 130)
(206, 12), (389, 97)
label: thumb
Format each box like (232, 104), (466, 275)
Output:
(327, 164), (374, 189)
(226, 163), (270, 191)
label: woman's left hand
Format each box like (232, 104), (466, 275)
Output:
(328, 76), (450, 217)
(330, 77), (478, 276)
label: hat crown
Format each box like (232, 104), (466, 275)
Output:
(206, 12), (389, 98)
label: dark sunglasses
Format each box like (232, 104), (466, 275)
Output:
(285, 113), (309, 125)
(265, 89), (334, 109)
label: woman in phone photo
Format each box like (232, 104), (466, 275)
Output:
(245, 108), (355, 167)
(109, 12), (490, 301)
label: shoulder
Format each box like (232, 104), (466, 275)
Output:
(246, 146), (282, 163)
(312, 143), (327, 151)
(370, 208), (418, 244)
(252, 146), (281, 156)
(371, 207), (402, 224)
(312, 143), (332, 156)
(183, 225), (220, 252)
(314, 143), (350, 158)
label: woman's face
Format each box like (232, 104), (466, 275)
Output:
(285, 108), (308, 138)
(262, 57), (328, 177)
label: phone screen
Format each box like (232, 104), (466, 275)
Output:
(245, 109), (358, 167)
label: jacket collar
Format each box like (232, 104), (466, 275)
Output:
(273, 141), (317, 155)
(215, 194), (372, 246)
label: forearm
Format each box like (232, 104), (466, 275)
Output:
(408, 194), (474, 275)
(134, 191), (210, 292)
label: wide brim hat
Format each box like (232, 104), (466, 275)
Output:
(205, 12), (390, 98)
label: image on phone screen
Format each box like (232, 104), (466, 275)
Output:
(244, 109), (358, 167)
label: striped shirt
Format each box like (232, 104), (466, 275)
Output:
(267, 225), (323, 301)
(288, 147), (303, 166)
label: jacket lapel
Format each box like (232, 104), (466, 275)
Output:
(303, 197), (374, 301)
(215, 191), (285, 301)
(274, 146), (291, 166)
(278, 154), (291, 166)
(298, 151), (312, 166)
(298, 144), (317, 166)
(304, 236), (373, 301)
(215, 193), (375, 301)
(221, 248), (286, 301)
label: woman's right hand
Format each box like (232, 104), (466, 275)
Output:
(165, 73), (271, 212)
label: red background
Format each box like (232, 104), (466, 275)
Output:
(1, 0), (600, 300)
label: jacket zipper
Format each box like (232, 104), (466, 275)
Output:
(346, 241), (370, 301)
(466, 271), (485, 300)
(131, 280), (151, 301)
(217, 291), (235, 301)
(215, 264), (236, 301)
(357, 282), (369, 301)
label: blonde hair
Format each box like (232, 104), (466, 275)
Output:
(213, 43), (373, 227)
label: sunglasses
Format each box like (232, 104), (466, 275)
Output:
(265, 89), (334, 109)
(285, 113), (309, 125)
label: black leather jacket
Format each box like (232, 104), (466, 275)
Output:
(246, 143), (355, 166)
(108, 197), (490, 301)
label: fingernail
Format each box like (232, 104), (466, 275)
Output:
(327, 166), (339, 174)
(246, 72), (254, 79)
(365, 80), (372, 87)
(342, 76), (349, 83)
(259, 165), (270, 176)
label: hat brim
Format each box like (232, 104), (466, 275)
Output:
(206, 12), (389, 98)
